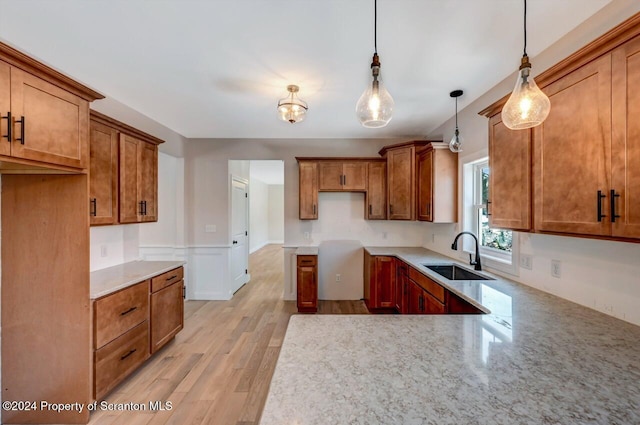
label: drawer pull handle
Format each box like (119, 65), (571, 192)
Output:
(120, 306), (137, 316)
(120, 349), (137, 360)
(300, 260), (313, 264)
(166, 275), (178, 281)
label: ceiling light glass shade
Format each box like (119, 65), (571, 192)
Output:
(277, 85), (308, 124)
(449, 128), (463, 153)
(502, 58), (550, 130)
(356, 74), (394, 128)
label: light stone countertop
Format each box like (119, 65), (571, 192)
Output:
(90, 260), (185, 299)
(260, 247), (640, 425)
(294, 246), (319, 255)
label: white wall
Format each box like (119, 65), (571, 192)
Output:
(424, 0), (640, 326)
(249, 178), (269, 253)
(268, 185), (284, 243)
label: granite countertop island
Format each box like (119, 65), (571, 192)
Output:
(260, 247), (640, 424)
(90, 260), (185, 299)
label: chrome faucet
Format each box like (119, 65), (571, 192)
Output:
(451, 231), (482, 271)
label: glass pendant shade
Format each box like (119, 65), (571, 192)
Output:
(502, 58), (551, 130)
(449, 128), (463, 153)
(277, 85), (308, 124)
(356, 68), (394, 128)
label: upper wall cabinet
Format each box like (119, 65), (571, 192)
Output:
(481, 13), (640, 242)
(383, 144), (416, 220)
(366, 160), (387, 220)
(416, 144), (457, 223)
(298, 160), (318, 220)
(318, 161), (367, 191)
(487, 114), (532, 231)
(89, 110), (163, 226)
(0, 42), (103, 172)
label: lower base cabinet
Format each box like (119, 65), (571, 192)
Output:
(93, 266), (184, 399)
(297, 255), (318, 313)
(364, 253), (396, 311)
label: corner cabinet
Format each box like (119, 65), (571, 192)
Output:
(416, 144), (458, 222)
(487, 114), (532, 231)
(89, 110), (163, 225)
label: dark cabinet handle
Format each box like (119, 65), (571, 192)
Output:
(313, 204), (316, 215)
(1, 111), (10, 142)
(120, 306), (137, 316)
(143, 200), (147, 216)
(90, 198), (97, 217)
(426, 203), (431, 216)
(419, 296), (424, 312)
(486, 200), (492, 216)
(167, 275), (178, 281)
(343, 175), (346, 186)
(610, 190), (620, 223)
(139, 201), (145, 216)
(120, 349), (137, 360)
(15, 116), (25, 145)
(301, 260), (313, 264)
(390, 204), (393, 214)
(369, 205), (372, 215)
(597, 190), (607, 222)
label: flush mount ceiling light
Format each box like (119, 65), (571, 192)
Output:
(355, 0), (394, 128)
(501, 0), (551, 130)
(277, 85), (308, 124)
(449, 90), (463, 153)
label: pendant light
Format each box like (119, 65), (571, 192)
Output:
(356, 0), (394, 128)
(277, 85), (308, 124)
(501, 0), (550, 130)
(449, 90), (463, 153)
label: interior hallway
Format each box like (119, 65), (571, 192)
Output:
(88, 244), (367, 425)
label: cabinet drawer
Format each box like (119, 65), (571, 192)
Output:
(409, 267), (445, 303)
(297, 255), (317, 267)
(94, 321), (149, 399)
(94, 280), (149, 348)
(151, 266), (184, 293)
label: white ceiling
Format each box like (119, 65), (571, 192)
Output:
(250, 160), (285, 185)
(0, 0), (612, 139)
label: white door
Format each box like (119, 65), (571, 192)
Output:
(230, 177), (249, 294)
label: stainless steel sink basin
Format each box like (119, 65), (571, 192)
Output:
(423, 264), (494, 281)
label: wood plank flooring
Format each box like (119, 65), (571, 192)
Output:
(88, 244), (368, 425)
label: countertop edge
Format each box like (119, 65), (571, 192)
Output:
(90, 261), (186, 299)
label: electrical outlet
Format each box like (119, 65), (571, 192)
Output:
(520, 254), (533, 270)
(382, 232), (388, 239)
(551, 260), (561, 278)
(304, 232), (310, 240)
(335, 274), (341, 282)
(205, 224), (217, 233)
(431, 234), (435, 243)
(100, 245), (108, 258)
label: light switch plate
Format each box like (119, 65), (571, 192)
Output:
(520, 254), (533, 270)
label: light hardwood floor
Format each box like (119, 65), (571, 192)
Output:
(88, 244), (368, 425)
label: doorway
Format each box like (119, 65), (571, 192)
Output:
(248, 160), (285, 253)
(230, 177), (249, 294)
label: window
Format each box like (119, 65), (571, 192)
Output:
(463, 157), (518, 275)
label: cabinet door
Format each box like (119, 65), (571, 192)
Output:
(395, 262), (408, 313)
(387, 146), (415, 220)
(423, 291), (446, 314)
(299, 161), (318, 219)
(417, 149), (433, 221)
(89, 121), (118, 225)
(533, 54), (612, 236)
(0, 61), (10, 157)
(119, 134), (141, 223)
(297, 256), (318, 312)
(611, 36), (640, 238)
(9, 66), (88, 168)
(151, 280), (184, 353)
(373, 256), (395, 308)
(318, 161), (343, 190)
(140, 141), (158, 222)
(488, 114), (532, 230)
(366, 161), (387, 219)
(408, 280), (423, 314)
(342, 162), (367, 190)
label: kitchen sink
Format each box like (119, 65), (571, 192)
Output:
(423, 264), (494, 281)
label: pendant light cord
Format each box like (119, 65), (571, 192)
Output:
(455, 97), (458, 129)
(523, 0), (527, 57)
(374, 0), (378, 54)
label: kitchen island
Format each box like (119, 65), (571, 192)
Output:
(260, 248), (640, 424)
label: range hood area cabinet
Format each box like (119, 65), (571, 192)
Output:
(481, 14), (640, 241)
(296, 142), (457, 223)
(89, 110), (164, 225)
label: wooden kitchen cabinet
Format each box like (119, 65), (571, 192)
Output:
(416, 144), (457, 223)
(487, 113), (532, 231)
(298, 160), (318, 220)
(385, 145), (415, 220)
(151, 268), (184, 353)
(0, 42), (103, 172)
(119, 134), (159, 223)
(89, 118), (118, 225)
(366, 160), (387, 219)
(297, 255), (318, 313)
(395, 260), (409, 314)
(318, 161), (367, 191)
(364, 252), (396, 311)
